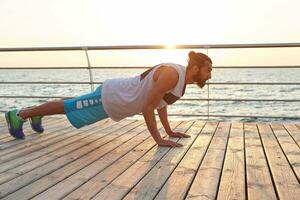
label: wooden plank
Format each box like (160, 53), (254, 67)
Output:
(121, 121), (204, 200)
(0, 119), (128, 185)
(217, 122), (245, 200)
(185, 122), (231, 200)
(257, 124), (300, 200)
(271, 124), (300, 181)
(284, 124), (300, 147)
(0, 121), (82, 161)
(0, 118), (110, 159)
(0, 127), (8, 135)
(0, 127), (9, 138)
(0, 118), (116, 177)
(0, 117), (6, 126)
(1, 117), (297, 199)
(0, 116), (60, 144)
(0, 118), (72, 150)
(244, 123), (277, 200)
(1, 117), (55, 140)
(0, 116), (64, 137)
(154, 121), (218, 200)
(0, 118), (111, 159)
(0, 119), (137, 199)
(63, 121), (183, 200)
(0, 118), (71, 151)
(0, 120), (143, 199)
(91, 121), (202, 200)
(31, 121), (168, 199)
(0, 122), (8, 128)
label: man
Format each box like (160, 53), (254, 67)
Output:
(5, 51), (212, 147)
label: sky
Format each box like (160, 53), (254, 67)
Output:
(0, 0), (299, 67)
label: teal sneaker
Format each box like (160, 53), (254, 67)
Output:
(29, 116), (44, 133)
(5, 109), (26, 139)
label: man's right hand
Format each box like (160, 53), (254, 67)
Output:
(156, 139), (182, 147)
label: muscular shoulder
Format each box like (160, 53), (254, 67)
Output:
(152, 65), (179, 92)
(153, 65), (179, 82)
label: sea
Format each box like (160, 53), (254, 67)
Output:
(1, 67), (300, 124)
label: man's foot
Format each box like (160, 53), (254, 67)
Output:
(29, 116), (44, 133)
(5, 109), (26, 139)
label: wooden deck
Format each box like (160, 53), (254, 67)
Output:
(0, 116), (299, 200)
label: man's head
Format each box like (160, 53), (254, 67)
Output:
(186, 51), (213, 88)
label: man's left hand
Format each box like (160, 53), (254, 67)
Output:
(167, 131), (191, 138)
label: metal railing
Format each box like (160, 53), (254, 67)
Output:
(0, 43), (300, 120)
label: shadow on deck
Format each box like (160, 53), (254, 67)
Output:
(0, 116), (299, 200)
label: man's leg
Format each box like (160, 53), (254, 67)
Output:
(5, 99), (66, 139)
(18, 100), (65, 120)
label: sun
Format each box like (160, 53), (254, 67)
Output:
(164, 44), (176, 49)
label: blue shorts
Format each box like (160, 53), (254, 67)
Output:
(63, 85), (109, 128)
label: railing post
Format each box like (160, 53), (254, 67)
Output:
(206, 48), (210, 119)
(83, 47), (94, 92)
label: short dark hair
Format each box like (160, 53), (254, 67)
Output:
(187, 51), (212, 69)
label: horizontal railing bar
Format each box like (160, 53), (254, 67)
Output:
(207, 82), (300, 85)
(52, 65), (300, 69)
(0, 67), (149, 70)
(1, 81), (300, 85)
(167, 114), (300, 119)
(138, 113), (300, 119)
(0, 82), (102, 84)
(0, 43), (300, 52)
(0, 95), (299, 102)
(180, 98), (300, 102)
(0, 95), (74, 99)
(1, 65), (300, 70)
(209, 66), (300, 69)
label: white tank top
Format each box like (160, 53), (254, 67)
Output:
(101, 63), (187, 121)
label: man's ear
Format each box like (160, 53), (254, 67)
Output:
(192, 65), (199, 73)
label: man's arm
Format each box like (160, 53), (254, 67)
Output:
(142, 67), (182, 147)
(157, 106), (172, 134)
(157, 106), (191, 138)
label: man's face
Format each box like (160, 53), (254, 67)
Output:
(192, 61), (212, 88)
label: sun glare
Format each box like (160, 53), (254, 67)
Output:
(164, 44), (176, 49)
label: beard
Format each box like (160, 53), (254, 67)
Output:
(196, 80), (206, 88)
(193, 74), (207, 88)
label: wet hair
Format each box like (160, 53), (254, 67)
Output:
(187, 51), (212, 70)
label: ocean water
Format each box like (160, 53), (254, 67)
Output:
(0, 68), (299, 123)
